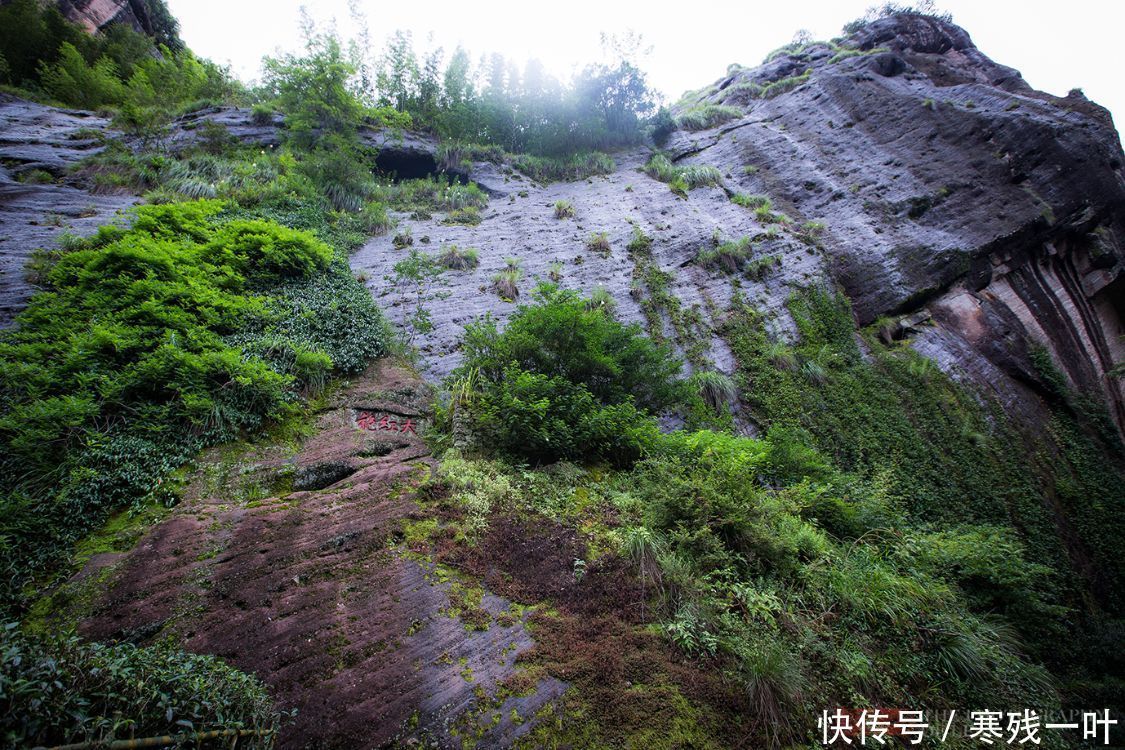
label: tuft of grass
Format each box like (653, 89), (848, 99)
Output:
(800, 359), (828, 385)
(697, 236), (753, 274)
(437, 245), (479, 271)
(554, 200), (576, 219)
(491, 268), (522, 301)
(691, 371), (737, 413)
(644, 154), (722, 193)
(760, 70), (811, 99)
(392, 228), (413, 249)
(626, 226), (653, 255)
(18, 169), (56, 185)
(675, 104), (742, 131)
(443, 206), (482, 226)
(732, 193), (771, 210)
(795, 220), (825, 246)
(745, 254), (782, 281)
(765, 341), (796, 371)
(511, 151), (615, 182)
(250, 103), (275, 124)
(754, 204), (783, 224)
(584, 286), (616, 315)
(358, 202), (393, 234)
(586, 232), (611, 256)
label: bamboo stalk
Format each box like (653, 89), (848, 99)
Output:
(36, 727), (274, 750)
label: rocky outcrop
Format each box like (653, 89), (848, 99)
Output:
(0, 95), (137, 325)
(352, 13), (1125, 437)
(1, 13), (1121, 436)
(0, 95), (465, 326)
(50, 0), (163, 38)
(77, 361), (565, 748)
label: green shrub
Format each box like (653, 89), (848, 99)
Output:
(0, 200), (386, 612)
(296, 138), (373, 212)
(357, 201), (393, 234)
(0, 625), (277, 748)
(261, 30), (406, 148)
(38, 43), (125, 109)
(470, 363), (659, 466)
(648, 106), (675, 144)
(202, 218), (333, 280)
(460, 285), (682, 412)
(553, 199), (576, 219)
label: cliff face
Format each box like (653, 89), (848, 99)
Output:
(352, 14), (1125, 438)
(48, 0), (159, 37)
(1, 13), (1121, 436)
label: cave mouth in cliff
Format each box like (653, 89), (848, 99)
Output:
(375, 149), (468, 185)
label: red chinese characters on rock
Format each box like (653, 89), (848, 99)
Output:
(355, 410), (417, 434)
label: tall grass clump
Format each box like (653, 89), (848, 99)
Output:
(437, 244), (479, 271)
(643, 154), (722, 194)
(675, 104), (742, 131)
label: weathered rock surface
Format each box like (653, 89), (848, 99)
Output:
(352, 148), (825, 385)
(48, 0), (166, 38)
(78, 361), (565, 749)
(0, 94), (463, 326)
(352, 13), (1125, 436)
(0, 95), (137, 325)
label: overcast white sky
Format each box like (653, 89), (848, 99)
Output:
(167, 0), (1124, 128)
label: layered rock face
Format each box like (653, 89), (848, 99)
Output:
(47, 0), (160, 37)
(353, 14), (1125, 437)
(1, 13), (1121, 437)
(0, 95), (138, 324)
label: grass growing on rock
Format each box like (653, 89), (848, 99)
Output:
(585, 232), (611, 255)
(415, 346), (1069, 748)
(406, 282), (1125, 746)
(643, 154), (723, 195)
(437, 244), (480, 271)
(675, 104), (741, 131)
(724, 286), (1125, 702)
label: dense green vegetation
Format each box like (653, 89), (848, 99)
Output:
(0, 200), (388, 616)
(0, 0), (233, 115)
(416, 284), (1124, 747)
(440, 286), (682, 466)
(2, 1), (1122, 746)
(360, 28), (658, 155)
(1, 624), (277, 748)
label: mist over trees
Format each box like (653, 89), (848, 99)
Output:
(288, 12), (661, 156)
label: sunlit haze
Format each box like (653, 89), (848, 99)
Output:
(168, 0), (1124, 128)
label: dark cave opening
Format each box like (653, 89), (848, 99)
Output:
(375, 148), (469, 184)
